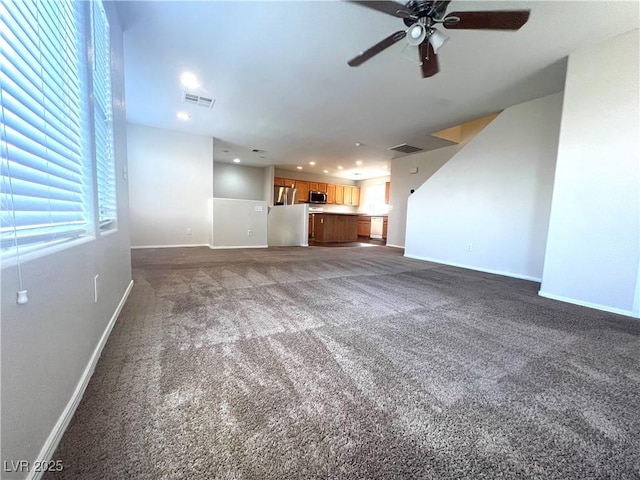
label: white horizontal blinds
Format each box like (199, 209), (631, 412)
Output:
(91, 0), (116, 228)
(1, 0), (90, 256)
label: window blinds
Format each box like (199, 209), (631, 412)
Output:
(91, 0), (116, 228)
(0, 0), (90, 256)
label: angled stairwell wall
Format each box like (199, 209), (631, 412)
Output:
(404, 92), (564, 281)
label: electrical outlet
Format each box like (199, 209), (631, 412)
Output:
(247, 229), (253, 236)
(467, 243), (473, 252)
(186, 228), (192, 235)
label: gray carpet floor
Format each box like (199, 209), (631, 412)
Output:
(48, 246), (640, 479)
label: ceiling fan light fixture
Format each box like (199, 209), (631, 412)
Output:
(428, 28), (450, 53)
(406, 23), (426, 46)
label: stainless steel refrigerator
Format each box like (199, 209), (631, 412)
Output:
(274, 186), (297, 205)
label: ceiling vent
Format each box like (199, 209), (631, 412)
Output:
(388, 143), (423, 154)
(182, 91), (215, 109)
(252, 149), (266, 154)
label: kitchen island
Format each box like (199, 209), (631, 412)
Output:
(310, 212), (359, 243)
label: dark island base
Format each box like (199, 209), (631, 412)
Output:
(312, 213), (358, 243)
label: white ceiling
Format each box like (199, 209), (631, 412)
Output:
(116, 1), (639, 180)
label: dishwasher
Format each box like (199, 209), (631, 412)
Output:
(370, 216), (384, 239)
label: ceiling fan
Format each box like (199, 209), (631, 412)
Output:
(347, 1), (530, 78)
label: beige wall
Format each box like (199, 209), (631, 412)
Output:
(387, 145), (462, 247)
(1, 4), (133, 474)
(540, 29), (640, 317)
(127, 124), (214, 247)
(404, 93), (563, 281)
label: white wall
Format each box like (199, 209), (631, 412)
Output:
(387, 145), (462, 247)
(405, 92), (563, 281)
(210, 198), (268, 248)
(268, 205), (309, 247)
(274, 169), (357, 186)
(127, 124), (214, 247)
(1, 4), (132, 476)
(357, 176), (390, 214)
(214, 162), (267, 201)
(264, 165), (275, 206)
(540, 29), (640, 317)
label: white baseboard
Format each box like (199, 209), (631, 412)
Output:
(385, 243), (404, 249)
(28, 279), (134, 480)
(208, 245), (268, 250)
(404, 254), (541, 282)
(131, 244), (208, 249)
(538, 290), (638, 319)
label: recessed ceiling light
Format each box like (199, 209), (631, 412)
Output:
(337, 166), (343, 170)
(180, 71), (200, 89)
(356, 160), (363, 166)
(355, 142), (362, 147)
(176, 111), (190, 120)
(233, 158), (241, 163)
(297, 166), (303, 170)
(323, 170), (329, 174)
(309, 161), (316, 166)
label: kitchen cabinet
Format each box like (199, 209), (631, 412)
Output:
(350, 186), (360, 206)
(383, 217), (388, 239)
(327, 184), (335, 204)
(309, 182), (318, 192)
(357, 217), (371, 237)
(295, 180), (309, 203)
(343, 186), (352, 205)
(335, 185), (344, 204)
(385, 182), (390, 204)
(274, 177), (285, 187)
(318, 183), (328, 193)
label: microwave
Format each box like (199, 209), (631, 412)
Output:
(308, 191), (327, 204)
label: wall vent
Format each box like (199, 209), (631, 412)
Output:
(182, 91), (215, 109)
(388, 143), (423, 154)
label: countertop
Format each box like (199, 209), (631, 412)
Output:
(309, 212), (388, 217)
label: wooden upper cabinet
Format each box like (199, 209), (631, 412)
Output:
(274, 177), (284, 187)
(343, 186), (352, 205)
(335, 185), (344, 205)
(327, 184), (335, 203)
(350, 186), (360, 206)
(295, 180), (309, 203)
(309, 182), (319, 192)
(317, 183), (328, 193)
(385, 182), (390, 204)
(282, 178), (296, 188)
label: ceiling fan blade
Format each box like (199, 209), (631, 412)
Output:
(431, 1), (452, 18)
(347, 1), (416, 20)
(419, 42), (439, 78)
(443, 10), (530, 30)
(348, 30), (407, 67)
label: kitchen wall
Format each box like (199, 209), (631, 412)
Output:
(1, 4), (133, 476)
(127, 124), (214, 247)
(274, 169), (357, 186)
(540, 29), (639, 318)
(273, 168), (360, 213)
(387, 145), (462, 247)
(404, 92), (563, 281)
(357, 176), (390, 215)
(214, 161), (269, 201)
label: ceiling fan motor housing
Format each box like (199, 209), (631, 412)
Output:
(403, 0), (448, 26)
